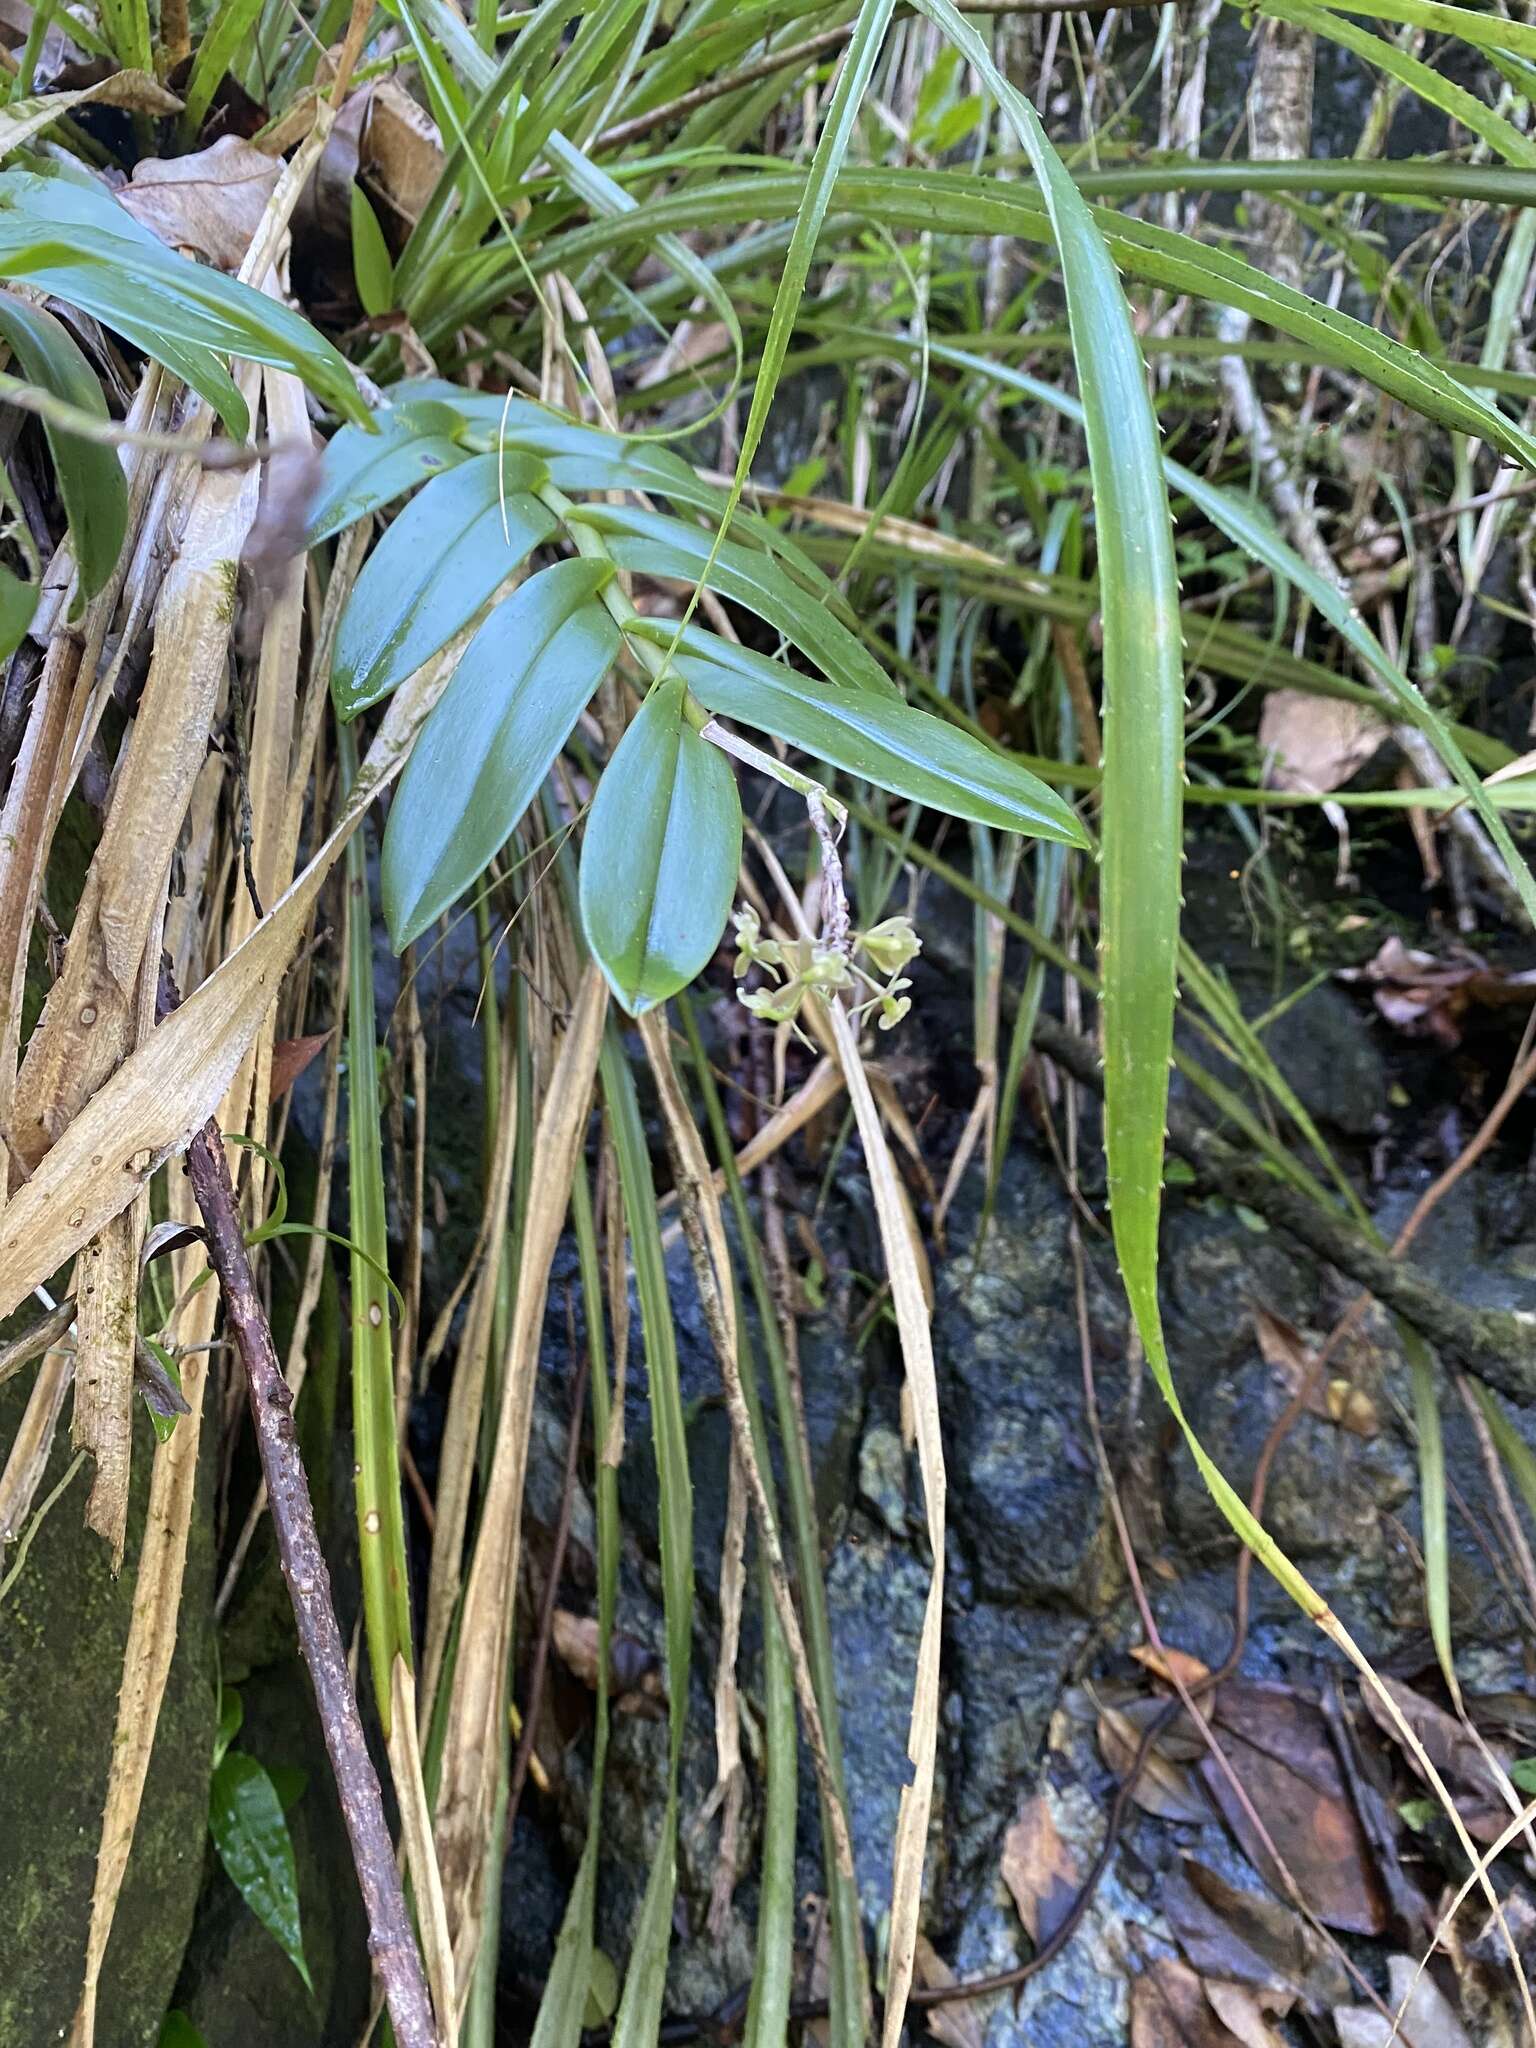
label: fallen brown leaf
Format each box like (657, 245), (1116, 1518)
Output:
(1099, 1701), (1212, 1823)
(1203, 1981), (1293, 2048)
(1252, 1308), (1378, 1437)
(1163, 1857), (1350, 2010)
(913, 1935), (986, 2048)
(1333, 1954), (1473, 2048)
(1360, 1676), (1510, 1842)
(1337, 935), (1536, 1049)
(1131, 1642), (1213, 1689)
(118, 137), (283, 270)
(1259, 690), (1388, 797)
(1130, 1956), (1245, 2048)
(1000, 1792), (1080, 1946)
(1202, 1684), (1388, 1935)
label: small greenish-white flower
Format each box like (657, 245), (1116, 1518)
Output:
(876, 979), (912, 1031)
(732, 904), (782, 977)
(797, 943), (854, 993)
(858, 916), (921, 977)
(739, 982), (805, 1025)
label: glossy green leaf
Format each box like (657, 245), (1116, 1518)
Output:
(0, 291), (127, 603)
(916, 0), (1322, 1629)
(653, 623), (1087, 843)
(0, 562), (36, 660)
(580, 677), (742, 1013)
(382, 559), (620, 948)
(332, 450), (555, 716)
(306, 401), (469, 544)
(568, 502), (897, 699)
(545, 168), (1536, 470)
(209, 1751), (312, 1992)
(0, 170), (368, 434)
(350, 185), (395, 319)
(394, 382), (841, 606)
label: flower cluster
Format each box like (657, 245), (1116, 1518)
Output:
(732, 906), (921, 1037)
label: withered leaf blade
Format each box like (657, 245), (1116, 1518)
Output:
(1098, 1700), (1212, 1824)
(1200, 1684), (1388, 1935)
(117, 136), (283, 272)
(1163, 1857), (1350, 2012)
(1000, 1792), (1080, 1947)
(1333, 1954), (1473, 2048)
(1130, 1956), (1245, 2048)
(1360, 1675), (1510, 1842)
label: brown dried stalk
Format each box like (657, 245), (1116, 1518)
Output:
(183, 1117), (438, 2048)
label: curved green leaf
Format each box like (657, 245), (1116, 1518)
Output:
(209, 1750), (312, 1992)
(350, 185), (395, 320)
(0, 562), (37, 659)
(541, 167), (1536, 469)
(656, 623), (1087, 843)
(382, 559), (620, 947)
(332, 451), (555, 716)
(0, 172), (368, 435)
(568, 502), (898, 698)
(580, 676), (742, 1013)
(912, 0), (1187, 1519)
(0, 292), (127, 603)
(307, 401), (470, 544)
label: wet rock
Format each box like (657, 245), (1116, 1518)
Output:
(935, 1162), (1120, 1608)
(0, 1370), (216, 2048)
(858, 1423), (909, 1537)
(823, 1527), (936, 1923)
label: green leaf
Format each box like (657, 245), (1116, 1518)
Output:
(179, 0), (269, 140)
(0, 171), (368, 435)
(580, 677), (742, 1013)
(568, 502), (898, 699)
(382, 559), (620, 947)
(0, 562), (36, 660)
(209, 1751), (313, 1993)
(213, 1686), (243, 1769)
(0, 73), (181, 159)
(0, 291), (126, 603)
(306, 401), (469, 544)
(656, 624), (1087, 843)
(157, 2014), (210, 2048)
(332, 450), (555, 716)
(350, 185), (395, 318)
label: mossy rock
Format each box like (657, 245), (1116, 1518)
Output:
(0, 1359), (216, 2047)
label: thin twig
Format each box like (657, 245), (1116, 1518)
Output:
(184, 1118), (438, 2048)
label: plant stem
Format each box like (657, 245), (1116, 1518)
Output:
(184, 1119), (438, 2048)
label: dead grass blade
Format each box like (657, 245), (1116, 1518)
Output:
(0, 637), (460, 1324)
(389, 1655), (458, 2042)
(70, 1211), (142, 1571)
(433, 964), (607, 2006)
(824, 997), (945, 2048)
(639, 1008), (860, 1897)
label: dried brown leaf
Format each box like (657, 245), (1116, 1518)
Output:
(1333, 1954), (1473, 2048)
(1000, 1793), (1080, 1946)
(1130, 1957), (1244, 2048)
(1098, 1701), (1212, 1823)
(118, 137), (283, 270)
(913, 1936), (986, 2048)
(1361, 1677), (1509, 1842)
(1131, 1642), (1213, 1689)
(1259, 689), (1388, 797)
(1163, 1857), (1350, 2011)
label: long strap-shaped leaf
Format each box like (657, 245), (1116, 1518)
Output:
(652, 0), (896, 688)
(909, 0), (1184, 1481)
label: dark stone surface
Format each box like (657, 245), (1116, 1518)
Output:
(0, 1367), (216, 2048)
